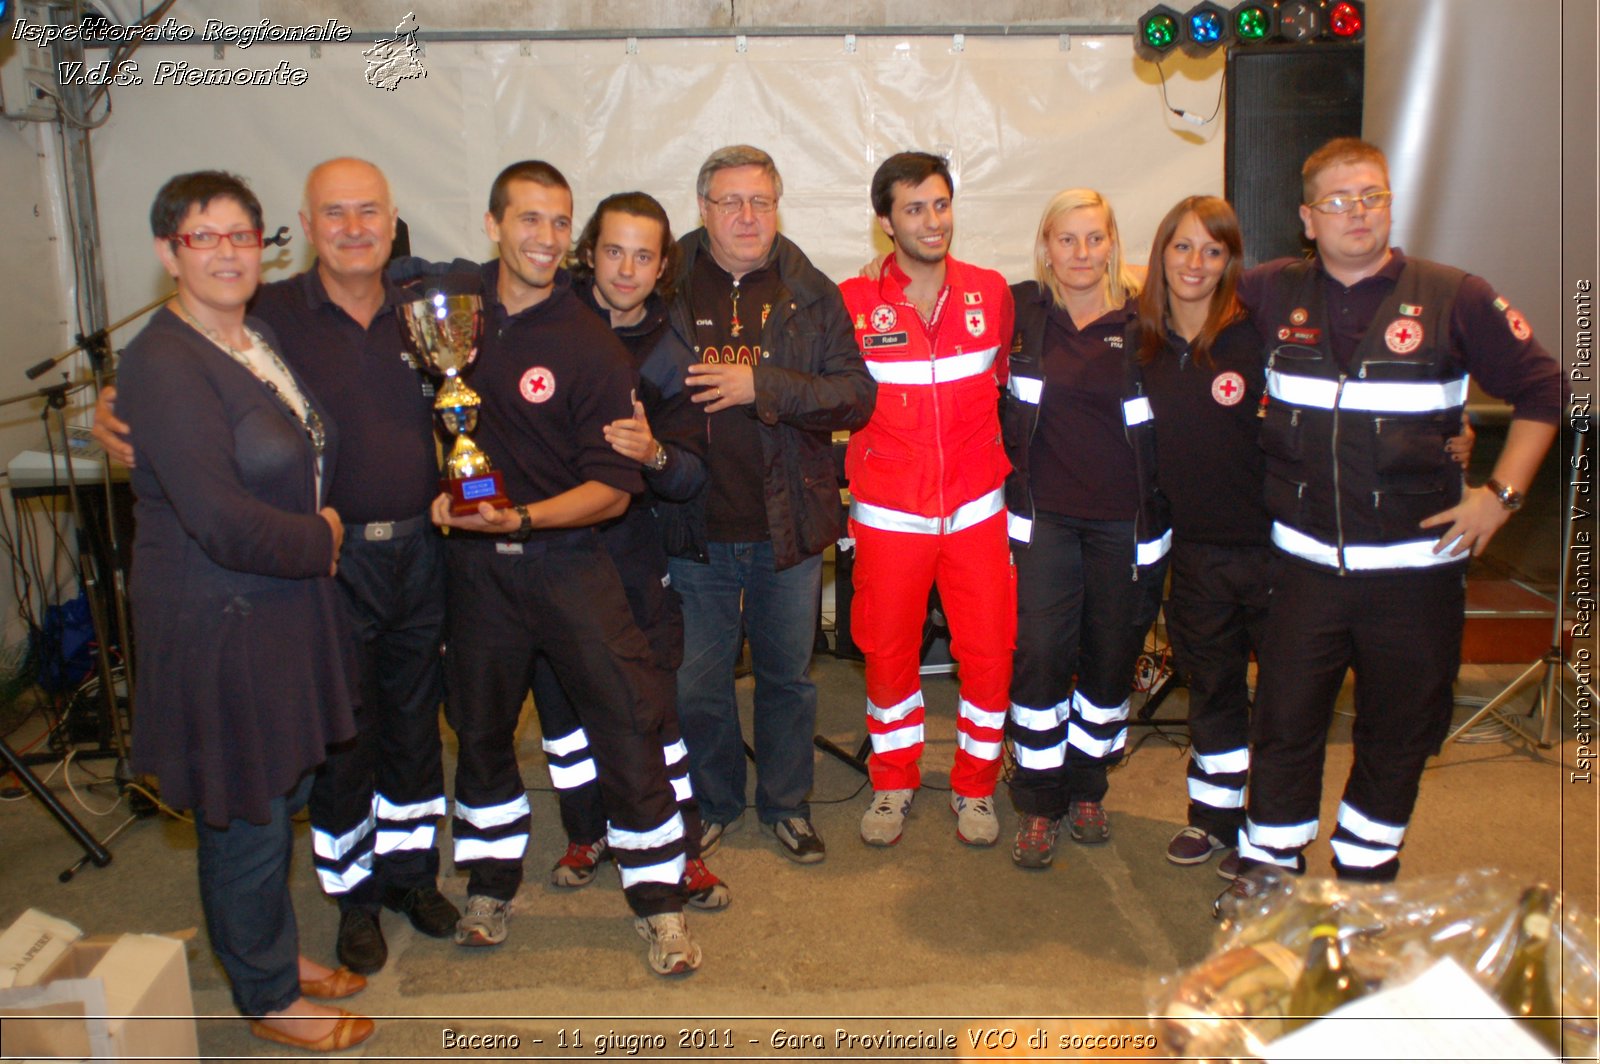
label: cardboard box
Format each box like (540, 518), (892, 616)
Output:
(0, 915), (197, 1064)
(0, 908), (82, 989)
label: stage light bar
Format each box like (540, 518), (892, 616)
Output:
(1138, 0), (1362, 59)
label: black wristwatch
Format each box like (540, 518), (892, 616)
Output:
(1484, 478), (1524, 512)
(507, 504), (534, 542)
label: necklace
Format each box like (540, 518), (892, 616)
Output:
(729, 279), (744, 338)
(173, 302), (327, 457)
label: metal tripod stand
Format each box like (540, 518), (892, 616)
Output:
(1447, 424), (1594, 748)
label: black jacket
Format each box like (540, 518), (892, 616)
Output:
(1255, 258), (1466, 569)
(661, 231), (876, 570)
(1000, 281), (1170, 576)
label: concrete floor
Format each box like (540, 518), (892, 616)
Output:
(1, 638), (1593, 1059)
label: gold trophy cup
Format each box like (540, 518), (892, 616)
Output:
(397, 291), (511, 516)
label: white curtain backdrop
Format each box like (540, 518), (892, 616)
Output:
(89, 34), (1224, 312)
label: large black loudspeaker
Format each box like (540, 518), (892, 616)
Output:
(1226, 45), (1364, 266)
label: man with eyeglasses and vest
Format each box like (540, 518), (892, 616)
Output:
(1231, 138), (1561, 887)
(838, 152), (1016, 848)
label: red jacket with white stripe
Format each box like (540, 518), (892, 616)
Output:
(841, 257), (1015, 525)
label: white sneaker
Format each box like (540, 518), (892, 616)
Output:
(950, 793), (999, 847)
(454, 894), (510, 947)
(860, 788), (914, 846)
(633, 911), (702, 975)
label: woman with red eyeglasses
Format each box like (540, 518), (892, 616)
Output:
(117, 170), (372, 1053)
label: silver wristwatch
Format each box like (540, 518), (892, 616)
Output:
(1484, 477), (1523, 512)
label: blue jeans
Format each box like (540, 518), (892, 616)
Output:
(195, 773), (314, 1017)
(670, 542), (821, 825)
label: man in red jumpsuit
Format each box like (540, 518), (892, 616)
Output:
(840, 152), (1016, 847)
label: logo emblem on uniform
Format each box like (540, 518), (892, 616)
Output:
(1505, 308), (1532, 341)
(519, 366), (556, 403)
(1211, 371), (1246, 407)
(965, 309), (985, 337)
(1384, 318), (1423, 355)
(1399, 303), (1424, 317)
(855, 313), (866, 330)
(1289, 308), (1309, 326)
(870, 305), (897, 332)
(1277, 327), (1292, 341)
(1492, 296), (1510, 313)
(964, 292), (983, 305)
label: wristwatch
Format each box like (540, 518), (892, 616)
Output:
(1484, 478), (1524, 512)
(646, 443), (669, 472)
(507, 504), (534, 542)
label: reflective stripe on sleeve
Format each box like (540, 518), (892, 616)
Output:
(1137, 529), (1173, 566)
(1008, 374), (1042, 405)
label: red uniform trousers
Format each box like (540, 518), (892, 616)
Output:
(850, 508), (1016, 795)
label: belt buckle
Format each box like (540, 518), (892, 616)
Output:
(366, 521), (394, 541)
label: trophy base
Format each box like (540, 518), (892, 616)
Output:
(444, 472), (511, 516)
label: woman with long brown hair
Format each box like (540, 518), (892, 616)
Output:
(1134, 195), (1266, 879)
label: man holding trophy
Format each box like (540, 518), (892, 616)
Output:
(423, 160), (703, 976)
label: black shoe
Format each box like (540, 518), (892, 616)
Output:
(383, 883), (460, 938)
(772, 816), (826, 864)
(336, 908), (387, 974)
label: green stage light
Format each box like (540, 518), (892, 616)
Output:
(1232, 3), (1273, 42)
(1140, 6), (1182, 53)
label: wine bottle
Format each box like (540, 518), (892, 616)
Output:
(1284, 918), (1363, 1030)
(1493, 885), (1561, 1051)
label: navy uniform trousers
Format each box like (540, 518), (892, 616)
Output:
(444, 531), (687, 916)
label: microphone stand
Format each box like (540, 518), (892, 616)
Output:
(0, 379), (119, 877)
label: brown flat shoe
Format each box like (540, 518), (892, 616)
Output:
(299, 966), (367, 1000)
(249, 1009), (375, 1052)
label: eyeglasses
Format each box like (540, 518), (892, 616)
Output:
(169, 229), (265, 250)
(1307, 190), (1393, 215)
(704, 195), (777, 216)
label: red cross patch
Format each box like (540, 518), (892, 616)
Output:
(1211, 371), (1246, 407)
(965, 308), (986, 337)
(1505, 308), (1532, 341)
(519, 366), (556, 403)
(1384, 318), (1423, 355)
(870, 305), (897, 332)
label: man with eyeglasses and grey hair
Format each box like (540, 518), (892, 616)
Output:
(1227, 137), (1561, 895)
(658, 145), (875, 865)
